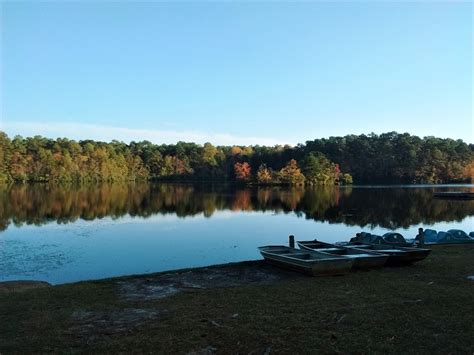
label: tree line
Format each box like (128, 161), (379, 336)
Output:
(0, 131), (472, 184)
(303, 132), (474, 183)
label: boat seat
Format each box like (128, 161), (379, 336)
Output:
(271, 249), (294, 254)
(343, 254), (374, 258)
(318, 248), (341, 252)
(291, 254), (313, 260)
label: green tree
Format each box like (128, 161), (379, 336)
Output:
(303, 152), (336, 185)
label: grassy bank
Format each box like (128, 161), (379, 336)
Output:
(1, 245), (474, 353)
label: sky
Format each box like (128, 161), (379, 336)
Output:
(0, 1), (472, 146)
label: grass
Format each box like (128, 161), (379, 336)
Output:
(1, 245), (474, 353)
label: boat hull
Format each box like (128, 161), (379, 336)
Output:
(297, 241), (388, 270)
(347, 245), (431, 266)
(258, 246), (353, 276)
(351, 255), (389, 269)
(424, 240), (474, 246)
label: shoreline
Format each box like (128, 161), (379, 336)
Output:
(1, 245), (474, 353)
(0, 259), (297, 292)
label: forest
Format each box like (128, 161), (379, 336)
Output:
(0, 131), (472, 185)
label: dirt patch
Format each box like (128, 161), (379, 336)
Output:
(68, 308), (166, 340)
(118, 260), (304, 301)
(0, 280), (51, 293)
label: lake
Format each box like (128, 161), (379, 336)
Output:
(1, 183), (473, 284)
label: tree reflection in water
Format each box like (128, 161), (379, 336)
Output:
(0, 183), (473, 232)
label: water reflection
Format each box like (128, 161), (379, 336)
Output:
(1, 183), (473, 231)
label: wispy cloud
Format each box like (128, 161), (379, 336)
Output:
(1, 121), (292, 146)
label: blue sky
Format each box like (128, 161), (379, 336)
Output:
(1, 1), (472, 145)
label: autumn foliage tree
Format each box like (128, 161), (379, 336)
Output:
(234, 162), (252, 181)
(278, 159), (305, 185)
(462, 160), (474, 182)
(257, 164), (273, 184)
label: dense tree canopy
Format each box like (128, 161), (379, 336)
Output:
(302, 132), (474, 183)
(0, 131), (472, 184)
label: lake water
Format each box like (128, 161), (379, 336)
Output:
(1, 183), (473, 284)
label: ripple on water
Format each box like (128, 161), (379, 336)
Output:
(0, 239), (72, 280)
